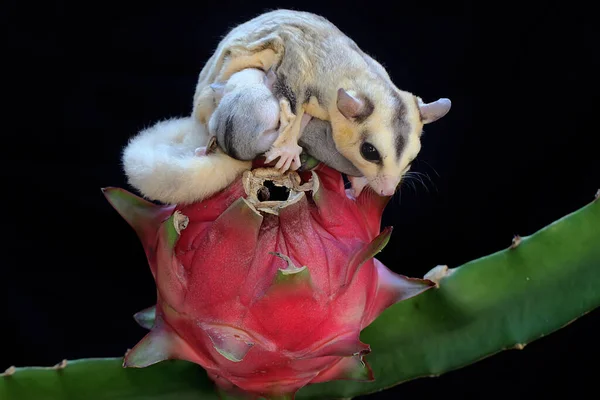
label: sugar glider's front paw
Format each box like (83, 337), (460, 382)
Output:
(348, 176), (370, 198)
(263, 98), (302, 171)
(264, 142), (303, 172)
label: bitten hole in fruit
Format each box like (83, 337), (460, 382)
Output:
(258, 180), (290, 202)
(243, 168), (318, 216)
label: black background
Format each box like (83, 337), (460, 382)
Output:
(3, 0), (599, 398)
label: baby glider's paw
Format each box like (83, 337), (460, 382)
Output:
(264, 142), (303, 172)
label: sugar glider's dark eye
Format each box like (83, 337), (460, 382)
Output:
(360, 142), (381, 163)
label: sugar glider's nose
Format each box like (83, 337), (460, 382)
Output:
(378, 176), (400, 197)
(379, 184), (397, 197)
(380, 187), (396, 196)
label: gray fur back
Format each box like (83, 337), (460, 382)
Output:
(210, 87), (279, 160)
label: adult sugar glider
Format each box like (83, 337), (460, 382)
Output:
(193, 9), (451, 196)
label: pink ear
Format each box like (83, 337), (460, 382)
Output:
(205, 135), (219, 155)
(418, 98), (452, 124)
(263, 67), (277, 91)
(210, 82), (226, 96)
(337, 88), (366, 120)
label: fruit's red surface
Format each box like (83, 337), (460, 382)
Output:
(104, 164), (434, 399)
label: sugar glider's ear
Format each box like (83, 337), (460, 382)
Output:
(210, 82), (226, 100)
(264, 67), (277, 90)
(205, 135), (219, 155)
(417, 97), (452, 124)
(336, 88), (372, 121)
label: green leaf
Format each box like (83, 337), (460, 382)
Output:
(2, 195), (599, 399)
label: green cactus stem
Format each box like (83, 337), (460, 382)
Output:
(321, 355), (374, 382)
(2, 193), (598, 400)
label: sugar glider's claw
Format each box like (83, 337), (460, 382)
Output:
(194, 147), (207, 156)
(264, 151), (276, 164)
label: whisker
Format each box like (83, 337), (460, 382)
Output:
(406, 176), (417, 193)
(413, 172), (429, 194)
(416, 159), (440, 178)
(342, 174), (352, 189)
(396, 182), (403, 206)
(403, 173), (417, 193)
(391, 184), (401, 206)
(418, 170), (438, 193)
(406, 170), (438, 194)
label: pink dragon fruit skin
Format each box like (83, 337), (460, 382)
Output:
(103, 163), (435, 399)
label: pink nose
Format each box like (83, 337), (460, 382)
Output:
(380, 187), (396, 197)
(377, 177), (400, 197)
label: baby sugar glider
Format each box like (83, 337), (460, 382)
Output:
(207, 68), (281, 161)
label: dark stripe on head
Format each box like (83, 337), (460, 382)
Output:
(390, 91), (410, 160)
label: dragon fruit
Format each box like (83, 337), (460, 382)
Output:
(103, 163), (435, 399)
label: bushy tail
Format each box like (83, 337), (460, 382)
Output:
(122, 117), (251, 205)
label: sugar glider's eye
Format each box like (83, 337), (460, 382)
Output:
(360, 142), (381, 163)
